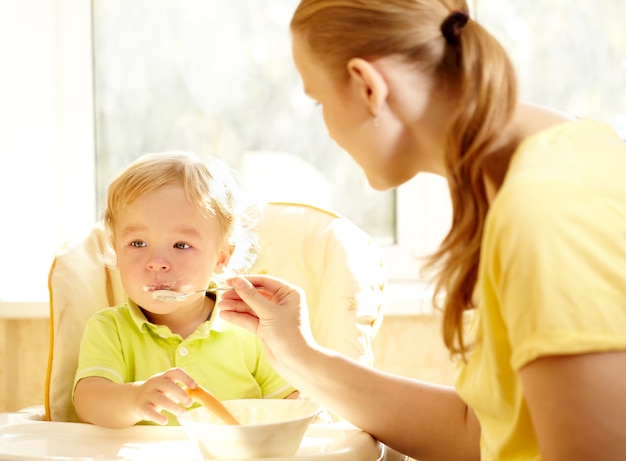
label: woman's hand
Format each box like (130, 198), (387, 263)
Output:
(218, 275), (317, 369)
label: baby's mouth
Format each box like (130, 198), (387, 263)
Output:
(143, 283), (176, 292)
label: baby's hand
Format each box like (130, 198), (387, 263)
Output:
(132, 368), (197, 425)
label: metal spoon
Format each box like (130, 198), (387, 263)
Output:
(152, 287), (231, 302)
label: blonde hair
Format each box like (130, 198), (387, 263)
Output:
(291, 0), (518, 357)
(103, 151), (259, 274)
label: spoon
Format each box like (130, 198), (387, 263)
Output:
(152, 287), (231, 302)
(186, 385), (240, 425)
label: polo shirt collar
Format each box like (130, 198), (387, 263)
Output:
(127, 296), (230, 338)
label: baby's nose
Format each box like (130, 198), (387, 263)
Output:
(147, 259), (170, 271)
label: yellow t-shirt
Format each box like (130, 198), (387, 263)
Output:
(456, 119), (626, 460)
(74, 298), (296, 425)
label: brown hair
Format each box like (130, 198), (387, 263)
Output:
(291, 0), (518, 357)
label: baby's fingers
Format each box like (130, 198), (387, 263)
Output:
(160, 368), (196, 406)
(137, 388), (189, 425)
(139, 401), (170, 425)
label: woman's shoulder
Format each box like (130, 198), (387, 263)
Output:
(498, 118), (626, 208)
(486, 118), (626, 253)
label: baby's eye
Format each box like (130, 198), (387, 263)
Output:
(130, 241), (146, 248)
(174, 242), (191, 250)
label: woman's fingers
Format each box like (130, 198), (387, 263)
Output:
(219, 306), (260, 333)
(220, 274), (311, 343)
(219, 275), (288, 331)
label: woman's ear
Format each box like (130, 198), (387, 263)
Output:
(214, 244), (235, 274)
(347, 57), (389, 116)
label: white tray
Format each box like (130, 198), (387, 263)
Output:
(0, 421), (383, 461)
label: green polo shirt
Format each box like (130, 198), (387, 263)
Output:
(74, 298), (295, 425)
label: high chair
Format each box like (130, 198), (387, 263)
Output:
(44, 201), (386, 424)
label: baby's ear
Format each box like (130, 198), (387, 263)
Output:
(214, 244), (235, 274)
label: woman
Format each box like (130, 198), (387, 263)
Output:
(220, 1), (626, 459)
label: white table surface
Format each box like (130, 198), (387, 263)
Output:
(0, 408), (387, 461)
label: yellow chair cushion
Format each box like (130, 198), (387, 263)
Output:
(45, 222), (124, 422)
(249, 202), (385, 363)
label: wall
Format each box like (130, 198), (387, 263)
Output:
(0, 318), (49, 412)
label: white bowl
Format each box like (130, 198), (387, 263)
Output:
(178, 399), (321, 459)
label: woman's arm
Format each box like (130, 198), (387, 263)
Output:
(73, 368), (196, 428)
(521, 351), (626, 461)
(294, 346), (480, 460)
(219, 275), (481, 461)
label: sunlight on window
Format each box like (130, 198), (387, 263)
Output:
(0, 0), (624, 309)
(477, 0), (626, 138)
(91, 0), (396, 245)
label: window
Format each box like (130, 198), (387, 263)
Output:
(1, 0), (624, 317)
(90, 0), (447, 290)
(92, 1), (396, 246)
(476, 1), (626, 132)
(0, 0), (95, 311)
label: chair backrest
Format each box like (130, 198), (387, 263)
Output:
(44, 202), (386, 422)
(248, 203), (385, 362)
(45, 222), (125, 422)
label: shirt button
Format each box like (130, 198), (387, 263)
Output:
(179, 347), (189, 356)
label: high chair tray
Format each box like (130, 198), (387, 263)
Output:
(0, 421), (383, 460)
